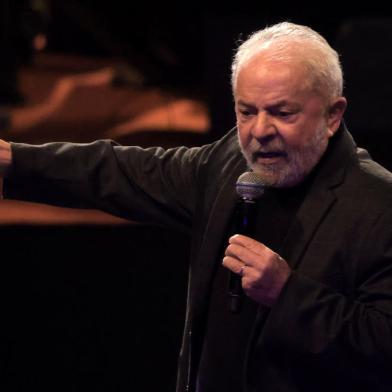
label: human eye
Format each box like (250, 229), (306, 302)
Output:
(237, 105), (255, 119)
(278, 110), (295, 118)
(270, 106), (298, 121)
(240, 108), (252, 116)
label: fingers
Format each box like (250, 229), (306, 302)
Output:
(222, 235), (292, 307)
(222, 255), (246, 275)
(229, 234), (268, 255)
(225, 234), (271, 268)
(222, 234), (271, 278)
(225, 244), (253, 267)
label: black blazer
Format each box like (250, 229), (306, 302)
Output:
(6, 126), (392, 391)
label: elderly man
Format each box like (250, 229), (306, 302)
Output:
(1, 22), (392, 392)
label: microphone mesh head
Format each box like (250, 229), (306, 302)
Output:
(236, 171), (266, 200)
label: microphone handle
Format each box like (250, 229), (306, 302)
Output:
(228, 199), (257, 313)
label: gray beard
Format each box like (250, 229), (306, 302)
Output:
(239, 125), (329, 188)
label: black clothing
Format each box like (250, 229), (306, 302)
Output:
(5, 126), (392, 392)
(197, 183), (309, 391)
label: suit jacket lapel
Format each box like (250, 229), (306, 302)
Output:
(282, 185), (337, 269)
(281, 127), (356, 269)
(192, 157), (247, 316)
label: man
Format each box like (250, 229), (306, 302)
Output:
(1, 22), (392, 392)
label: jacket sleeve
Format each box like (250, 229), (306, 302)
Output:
(4, 130), (240, 232)
(4, 140), (211, 232)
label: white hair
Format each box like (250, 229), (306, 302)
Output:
(231, 22), (343, 102)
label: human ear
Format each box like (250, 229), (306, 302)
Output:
(326, 97), (347, 137)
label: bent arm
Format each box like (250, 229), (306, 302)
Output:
(258, 214), (392, 390)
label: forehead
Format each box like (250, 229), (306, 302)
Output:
(235, 55), (313, 103)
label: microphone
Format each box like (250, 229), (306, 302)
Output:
(228, 171), (266, 313)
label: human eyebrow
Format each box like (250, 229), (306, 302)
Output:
(267, 101), (301, 115)
(236, 100), (257, 116)
(237, 100), (254, 108)
(268, 99), (300, 109)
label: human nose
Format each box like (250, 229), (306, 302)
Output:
(250, 111), (277, 141)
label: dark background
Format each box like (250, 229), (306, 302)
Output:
(1, 2), (392, 391)
(45, 4), (392, 161)
(3, 3), (392, 150)
(0, 224), (189, 391)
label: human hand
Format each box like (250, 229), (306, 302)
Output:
(223, 234), (291, 307)
(0, 139), (12, 177)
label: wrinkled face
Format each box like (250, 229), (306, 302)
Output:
(235, 56), (340, 188)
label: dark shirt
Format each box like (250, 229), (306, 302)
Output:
(196, 184), (308, 392)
